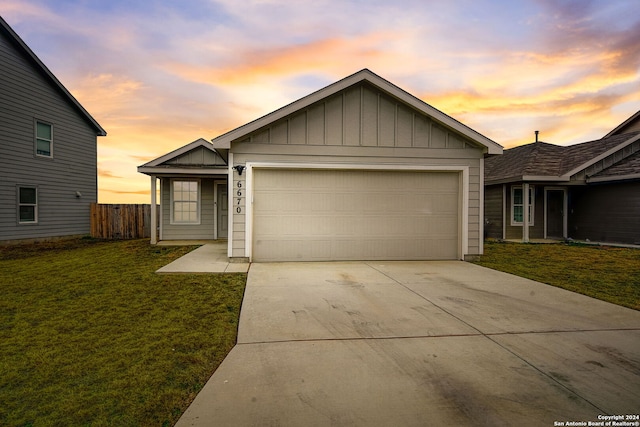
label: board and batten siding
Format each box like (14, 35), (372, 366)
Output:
(227, 82), (485, 259)
(0, 27), (99, 241)
(236, 82), (475, 150)
(569, 182), (640, 245)
(165, 146), (227, 167)
(160, 178), (216, 240)
(484, 185), (504, 239)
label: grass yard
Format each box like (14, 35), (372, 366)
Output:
(474, 240), (640, 310)
(0, 238), (246, 426)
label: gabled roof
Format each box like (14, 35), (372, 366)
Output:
(604, 110), (640, 138)
(211, 69), (502, 155)
(137, 138), (228, 176)
(0, 16), (106, 136)
(485, 131), (640, 184)
(589, 150), (640, 183)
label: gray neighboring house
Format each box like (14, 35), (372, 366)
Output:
(0, 16), (107, 243)
(484, 111), (640, 245)
(139, 69), (502, 262)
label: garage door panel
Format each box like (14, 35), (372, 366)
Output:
(252, 169), (460, 261)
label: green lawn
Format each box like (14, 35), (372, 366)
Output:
(473, 240), (640, 310)
(2, 238), (638, 425)
(0, 238), (246, 426)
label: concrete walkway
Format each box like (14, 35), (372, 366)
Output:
(176, 261), (640, 426)
(156, 242), (249, 273)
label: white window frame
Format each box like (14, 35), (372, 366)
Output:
(35, 120), (53, 158)
(511, 185), (534, 226)
(170, 179), (201, 225)
(18, 186), (38, 224)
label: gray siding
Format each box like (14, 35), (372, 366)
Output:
(236, 82), (481, 150)
(228, 81), (486, 259)
(231, 149), (483, 258)
(165, 146), (227, 166)
(0, 30), (99, 241)
(484, 185), (503, 239)
(569, 181), (640, 245)
(160, 178), (216, 240)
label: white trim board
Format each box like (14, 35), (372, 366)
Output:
(242, 162), (470, 261)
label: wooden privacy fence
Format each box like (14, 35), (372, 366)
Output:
(91, 203), (157, 239)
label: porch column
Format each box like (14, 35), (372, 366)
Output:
(523, 182), (530, 243)
(150, 176), (157, 244)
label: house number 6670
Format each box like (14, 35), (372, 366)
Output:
(236, 181), (243, 213)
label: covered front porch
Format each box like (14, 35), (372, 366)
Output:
(137, 138), (230, 245)
(486, 182), (569, 243)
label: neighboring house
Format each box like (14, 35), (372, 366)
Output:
(0, 16), (106, 243)
(484, 111), (640, 245)
(139, 69), (502, 262)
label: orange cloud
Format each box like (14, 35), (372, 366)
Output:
(164, 32), (399, 86)
(98, 169), (123, 179)
(108, 189), (150, 195)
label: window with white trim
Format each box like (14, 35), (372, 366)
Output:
(511, 185), (534, 225)
(36, 121), (53, 157)
(171, 180), (200, 223)
(18, 186), (38, 223)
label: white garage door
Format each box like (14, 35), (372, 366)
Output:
(252, 169), (460, 261)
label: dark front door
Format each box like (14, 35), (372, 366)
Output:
(546, 189), (564, 238)
(217, 182), (228, 239)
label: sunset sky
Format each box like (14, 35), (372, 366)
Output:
(2, 0), (639, 203)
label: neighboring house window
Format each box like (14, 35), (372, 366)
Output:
(18, 186), (38, 223)
(36, 121), (53, 157)
(511, 185), (534, 226)
(171, 180), (200, 224)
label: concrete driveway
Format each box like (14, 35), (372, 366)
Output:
(176, 261), (640, 426)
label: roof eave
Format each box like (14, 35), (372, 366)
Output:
(587, 173), (640, 184)
(521, 175), (569, 182)
(604, 110), (640, 138)
(137, 166), (229, 176)
(564, 133), (640, 177)
(485, 175), (568, 185)
(0, 16), (106, 136)
(212, 69), (503, 154)
(139, 138), (222, 167)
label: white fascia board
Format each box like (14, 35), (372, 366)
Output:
(243, 162), (470, 261)
(564, 133), (640, 178)
(486, 175), (568, 185)
(604, 110), (640, 138)
(246, 162), (470, 172)
(521, 175), (569, 182)
(137, 166), (228, 176)
(587, 173), (640, 183)
(212, 72), (369, 147)
(139, 138), (217, 167)
(212, 69), (503, 155)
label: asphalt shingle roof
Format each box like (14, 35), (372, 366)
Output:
(485, 131), (640, 182)
(591, 150), (640, 178)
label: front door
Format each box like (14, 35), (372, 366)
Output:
(216, 182), (228, 239)
(546, 189), (565, 239)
